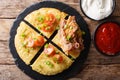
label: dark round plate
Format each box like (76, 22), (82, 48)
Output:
(9, 1), (91, 80)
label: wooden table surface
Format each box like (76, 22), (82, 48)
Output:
(1, 0), (120, 80)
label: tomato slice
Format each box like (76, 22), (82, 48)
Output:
(54, 54), (63, 63)
(27, 36), (45, 48)
(40, 14), (56, 32)
(44, 13), (56, 26)
(44, 45), (56, 57)
(34, 36), (44, 47)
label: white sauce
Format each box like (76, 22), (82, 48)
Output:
(81, 0), (114, 20)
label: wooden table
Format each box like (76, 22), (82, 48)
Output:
(1, 0), (120, 80)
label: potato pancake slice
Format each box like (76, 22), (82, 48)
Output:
(24, 8), (67, 38)
(15, 22), (46, 64)
(31, 43), (73, 75)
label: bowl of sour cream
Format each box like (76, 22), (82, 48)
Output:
(80, 0), (116, 21)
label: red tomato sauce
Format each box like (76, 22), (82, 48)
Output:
(95, 22), (120, 55)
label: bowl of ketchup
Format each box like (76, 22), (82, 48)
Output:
(93, 20), (120, 56)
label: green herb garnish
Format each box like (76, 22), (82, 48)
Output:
(22, 41), (27, 47)
(31, 47), (34, 50)
(42, 23), (47, 27)
(82, 31), (85, 35)
(46, 61), (50, 65)
(70, 26), (73, 30)
(33, 38), (37, 40)
(45, 54), (49, 57)
(53, 57), (58, 63)
(22, 43), (26, 47)
(46, 17), (49, 21)
(37, 26), (41, 30)
(45, 44), (49, 48)
(45, 27), (50, 30)
(37, 16), (44, 23)
(25, 48), (29, 53)
(56, 15), (60, 20)
(39, 32), (42, 35)
(66, 35), (71, 41)
(70, 56), (75, 60)
(64, 25), (68, 29)
(56, 51), (59, 54)
(56, 25), (60, 30)
(53, 57), (57, 61)
(21, 33), (26, 38)
(39, 65), (43, 69)
(45, 61), (54, 68)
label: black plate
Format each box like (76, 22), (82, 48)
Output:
(9, 1), (91, 80)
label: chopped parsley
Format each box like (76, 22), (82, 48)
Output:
(42, 23), (47, 27)
(64, 24), (68, 29)
(39, 65), (43, 69)
(25, 48), (29, 53)
(45, 44), (49, 48)
(37, 24), (47, 30)
(37, 26), (41, 30)
(33, 38), (37, 40)
(70, 26), (73, 30)
(53, 57), (58, 63)
(45, 61), (54, 68)
(31, 47), (34, 50)
(70, 56), (75, 60)
(45, 27), (50, 30)
(53, 57), (57, 61)
(39, 32), (42, 35)
(56, 15), (60, 20)
(22, 41), (27, 47)
(55, 51), (59, 54)
(66, 35), (71, 41)
(56, 25), (60, 30)
(37, 16), (44, 23)
(46, 17), (49, 21)
(21, 33), (26, 38)
(41, 23), (47, 28)
(82, 31), (86, 35)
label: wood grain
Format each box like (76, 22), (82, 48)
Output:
(0, 19), (14, 65)
(0, 65), (31, 80)
(0, 64), (120, 80)
(0, 0), (120, 18)
(0, 0), (80, 18)
(75, 64), (120, 80)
